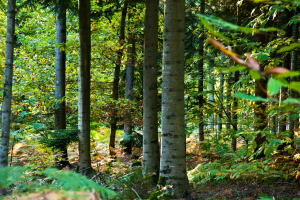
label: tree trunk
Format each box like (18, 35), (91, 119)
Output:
(208, 58), (214, 133)
(253, 32), (268, 158)
(217, 65), (224, 136)
(0, 0), (16, 195)
(109, 0), (128, 157)
(231, 71), (239, 152)
(289, 11), (298, 140)
(225, 73), (231, 132)
(123, 0), (136, 155)
(198, 0), (205, 143)
(54, 3), (69, 168)
(78, 0), (91, 175)
(142, 0), (160, 179)
(159, 0), (188, 198)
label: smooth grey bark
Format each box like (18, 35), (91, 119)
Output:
(0, 0), (16, 168)
(109, 0), (128, 157)
(123, 1), (136, 155)
(0, 0), (16, 195)
(142, 0), (160, 178)
(159, 0), (188, 198)
(198, 0), (205, 143)
(78, 0), (91, 175)
(54, 4), (69, 167)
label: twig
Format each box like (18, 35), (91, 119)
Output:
(132, 188), (141, 199)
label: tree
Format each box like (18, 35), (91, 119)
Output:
(159, 0), (188, 198)
(142, 0), (160, 179)
(198, 0), (205, 143)
(123, 0), (136, 155)
(54, 0), (68, 167)
(78, 0), (91, 175)
(0, 0), (16, 195)
(109, 0), (128, 157)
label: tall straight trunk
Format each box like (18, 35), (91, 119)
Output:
(198, 0), (205, 143)
(109, 1), (128, 157)
(54, 4), (68, 167)
(78, 0), (91, 175)
(225, 73), (231, 131)
(208, 58), (214, 133)
(0, 0), (16, 195)
(289, 12), (298, 139)
(231, 6), (241, 151)
(231, 71), (239, 152)
(217, 68), (224, 135)
(123, 0), (136, 155)
(253, 32), (268, 157)
(0, 0), (16, 168)
(142, 0), (160, 178)
(159, 0), (188, 198)
(278, 10), (292, 135)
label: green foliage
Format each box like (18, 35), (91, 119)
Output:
(38, 129), (78, 149)
(0, 167), (116, 199)
(234, 93), (268, 102)
(108, 167), (154, 200)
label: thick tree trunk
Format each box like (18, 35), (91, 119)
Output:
(0, 0), (16, 195)
(142, 0), (160, 179)
(159, 0), (188, 198)
(54, 4), (69, 168)
(109, 0), (128, 157)
(78, 0), (91, 175)
(198, 0), (205, 143)
(123, 1), (136, 155)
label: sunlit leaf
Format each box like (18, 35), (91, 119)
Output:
(208, 38), (239, 56)
(276, 78), (289, 87)
(199, 18), (230, 42)
(280, 104), (293, 112)
(249, 69), (261, 80)
(282, 98), (300, 104)
(215, 66), (247, 72)
(290, 82), (300, 93)
(234, 93), (268, 102)
(277, 43), (300, 53)
(267, 78), (280, 96)
(277, 71), (300, 78)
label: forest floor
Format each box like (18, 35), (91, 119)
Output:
(9, 134), (300, 200)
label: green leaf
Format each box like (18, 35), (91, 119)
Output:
(267, 78), (280, 96)
(234, 93), (268, 102)
(289, 81), (300, 93)
(282, 98), (300, 104)
(249, 69), (261, 80)
(198, 16), (230, 42)
(277, 43), (300, 53)
(280, 104), (293, 112)
(276, 78), (289, 87)
(277, 71), (300, 78)
(215, 65), (247, 72)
